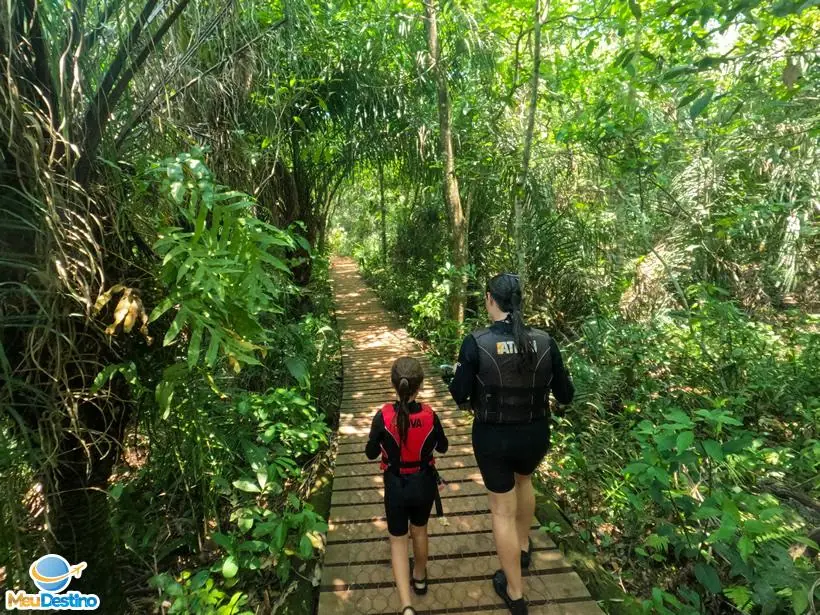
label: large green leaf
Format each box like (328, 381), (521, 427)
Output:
(675, 430), (694, 452)
(222, 556), (239, 579)
(285, 356), (309, 385)
(187, 323), (203, 367)
(702, 439), (724, 462)
(694, 562), (722, 594)
(738, 535), (755, 562)
(232, 479), (261, 493)
(299, 534), (314, 559)
(163, 307), (188, 346)
(690, 90), (714, 119)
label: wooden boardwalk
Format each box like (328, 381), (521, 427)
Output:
(319, 257), (603, 615)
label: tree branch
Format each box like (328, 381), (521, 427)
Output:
(105, 0), (193, 117)
(21, 0), (58, 122)
(83, 0), (126, 54)
(77, 0), (159, 182)
(114, 18), (287, 149)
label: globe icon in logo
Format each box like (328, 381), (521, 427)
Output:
(29, 554), (73, 593)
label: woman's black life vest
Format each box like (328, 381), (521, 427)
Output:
(471, 326), (554, 424)
(379, 402), (438, 475)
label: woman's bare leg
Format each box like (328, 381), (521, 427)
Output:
(488, 487), (523, 600)
(514, 473), (536, 552)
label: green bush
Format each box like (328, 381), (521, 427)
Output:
(544, 292), (819, 613)
(95, 154), (337, 613)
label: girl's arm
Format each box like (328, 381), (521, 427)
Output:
(364, 410), (384, 460)
(433, 413), (449, 454)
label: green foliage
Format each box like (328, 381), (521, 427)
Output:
(147, 151), (299, 370)
(625, 406), (816, 613)
(150, 569), (252, 615)
(407, 264), (476, 360)
(546, 295), (819, 613)
(332, 2), (818, 609)
(104, 158), (337, 610)
(3, 0), (818, 610)
(0, 419), (38, 590)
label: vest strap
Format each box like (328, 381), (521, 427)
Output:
(475, 384), (550, 424)
(398, 459), (427, 468)
(387, 456), (433, 473)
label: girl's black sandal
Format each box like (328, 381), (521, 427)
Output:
(410, 558), (428, 595)
(412, 573), (428, 595)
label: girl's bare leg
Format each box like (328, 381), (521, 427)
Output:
(390, 534), (413, 609)
(410, 523), (428, 579)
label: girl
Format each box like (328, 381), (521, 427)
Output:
(365, 356), (449, 615)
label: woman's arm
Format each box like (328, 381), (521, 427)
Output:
(364, 411), (384, 459)
(448, 334), (479, 407)
(549, 339), (575, 405)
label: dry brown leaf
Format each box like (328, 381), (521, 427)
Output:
(228, 355), (241, 373)
(101, 287), (153, 344)
(93, 283), (126, 315)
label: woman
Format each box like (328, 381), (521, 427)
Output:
(365, 356), (449, 615)
(448, 273), (574, 615)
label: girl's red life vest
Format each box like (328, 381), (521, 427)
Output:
(380, 402), (438, 475)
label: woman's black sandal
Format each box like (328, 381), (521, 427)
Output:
(492, 570), (528, 615)
(520, 537), (534, 569)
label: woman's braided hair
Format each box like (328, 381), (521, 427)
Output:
(487, 273), (535, 367)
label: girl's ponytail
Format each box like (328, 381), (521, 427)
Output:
(391, 357), (425, 445)
(396, 377), (411, 444)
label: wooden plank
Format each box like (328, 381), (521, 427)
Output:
(323, 529), (555, 566)
(336, 432), (472, 455)
(327, 510), (525, 543)
(322, 550), (569, 590)
(334, 453), (476, 478)
(318, 571), (593, 615)
(330, 474), (485, 508)
(336, 443), (474, 466)
(331, 465), (483, 493)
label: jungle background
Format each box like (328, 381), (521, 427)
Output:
(0, 0), (817, 613)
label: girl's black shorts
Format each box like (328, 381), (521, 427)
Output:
(472, 416), (550, 493)
(383, 469), (437, 536)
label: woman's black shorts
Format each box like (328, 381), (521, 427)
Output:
(472, 416), (550, 494)
(383, 469), (437, 536)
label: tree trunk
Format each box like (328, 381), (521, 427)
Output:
(289, 129), (314, 286)
(49, 391), (128, 609)
(514, 0), (545, 293)
(378, 160), (387, 265)
(317, 214), (327, 254)
(423, 0), (468, 323)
